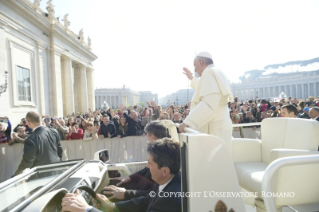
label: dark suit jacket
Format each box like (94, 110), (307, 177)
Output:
(15, 126), (63, 175)
(115, 173), (181, 212)
(316, 117), (319, 122)
(124, 167), (155, 200)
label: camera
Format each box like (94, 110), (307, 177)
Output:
(77, 115), (80, 118)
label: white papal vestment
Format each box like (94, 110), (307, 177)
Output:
(183, 64), (233, 151)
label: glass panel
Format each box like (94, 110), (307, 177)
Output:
(0, 165), (72, 211)
(16, 66), (31, 102)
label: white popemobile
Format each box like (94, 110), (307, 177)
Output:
(0, 119), (319, 212)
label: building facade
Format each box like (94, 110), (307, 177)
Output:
(0, 0), (97, 124)
(159, 89), (194, 106)
(95, 86), (158, 109)
(231, 70), (319, 101)
(139, 91), (158, 105)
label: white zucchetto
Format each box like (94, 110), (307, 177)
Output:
(196, 52), (212, 59)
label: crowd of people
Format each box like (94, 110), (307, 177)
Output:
(229, 96), (319, 129)
(1, 96), (319, 145)
(0, 100), (190, 145)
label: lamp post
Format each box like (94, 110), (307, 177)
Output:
(175, 96), (179, 106)
(0, 71), (8, 97)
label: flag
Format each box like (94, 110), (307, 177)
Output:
(141, 102), (144, 106)
(126, 102), (130, 107)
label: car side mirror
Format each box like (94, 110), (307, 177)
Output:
(94, 149), (109, 163)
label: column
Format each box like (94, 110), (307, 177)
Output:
(86, 68), (95, 110)
(308, 83), (310, 97)
(61, 57), (75, 116)
(108, 96), (111, 108)
(79, 64), (88, 113)
(36, 42), (46, 115)
(0, 20), (9, 116)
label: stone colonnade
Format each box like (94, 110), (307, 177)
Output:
(95, 95), (128, 109)
(233, 82), (319, 101)
(60, 56), (94, 115)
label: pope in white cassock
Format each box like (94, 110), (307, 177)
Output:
(179, 52), (233, 150)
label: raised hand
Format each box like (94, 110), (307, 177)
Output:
(151, 101), (157, 108)
(118, 104), (124, 112)
(183, 67), (193, 80)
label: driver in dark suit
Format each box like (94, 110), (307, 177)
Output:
(14, 111), (63, 175)
(62, 138), (181, 212)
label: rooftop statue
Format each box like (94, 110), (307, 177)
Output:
(78, 29), (84, 43)
(88, 36), (92, 50)
(63, 14), (71, 29)
(33, 0), (41, 8)
(46, 0), (55, 17)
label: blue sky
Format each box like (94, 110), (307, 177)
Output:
(40, 0), (319, 97)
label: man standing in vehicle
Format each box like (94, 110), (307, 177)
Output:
(179, 52), (233, 150)
(14, 111), (63, 175)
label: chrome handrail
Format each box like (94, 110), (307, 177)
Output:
(232, 122), (261, 127)
(262, 155), (319, 212)
(174, 123), (201, 134)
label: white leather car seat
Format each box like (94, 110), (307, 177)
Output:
(232, 118), (319, 208)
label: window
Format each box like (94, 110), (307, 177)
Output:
(16, 66), (31, 101)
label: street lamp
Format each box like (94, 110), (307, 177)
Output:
(175, 96), (179, 106)
(0, 71), (8, 97)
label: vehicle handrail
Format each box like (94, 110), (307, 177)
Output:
(174, 123), (201, 134)
(232, 122), (261, 127)
(262, 155), (319, 212)
(173, 122), (262, 132)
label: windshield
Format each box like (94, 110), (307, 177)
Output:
(0, 161), (82, 212)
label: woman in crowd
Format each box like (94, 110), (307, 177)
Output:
(230, 109), (241, 132)
(79, 119), (87, 133)
(66, 118), (74, 127)
(83, 121), (98, 140)
(260, 99), (269, 112)
(0, 117), (11, 144)
(8, 126), (28, 146)
(66, 123), (84, 140)
(298, 101), (305, 113)
(116, 116), (129, 138)
(94, 121), (100, 131)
